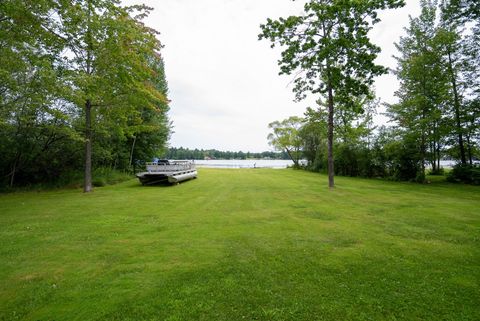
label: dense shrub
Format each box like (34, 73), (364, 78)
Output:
(447, 164), (480, 185)
(428, 167), (445, 175)
(0, 168), (133, 192)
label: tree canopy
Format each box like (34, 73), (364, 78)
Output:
(259, 0), (405, 188)
(0, 0), (170, 190)
(267, 116), (304, 166)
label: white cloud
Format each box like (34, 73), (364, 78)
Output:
(123, 0), (420, 152)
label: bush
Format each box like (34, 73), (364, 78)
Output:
(427, 167), (445, 176)
(447, 164), (480, 185)
(1, 168), (134, 192)
(92, 168), (133, 186)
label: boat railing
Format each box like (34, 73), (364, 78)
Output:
(145, 161), (196, 173)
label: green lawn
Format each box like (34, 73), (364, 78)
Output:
(0, 168), (479, 320)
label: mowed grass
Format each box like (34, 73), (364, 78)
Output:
(0, 169), (479, 321)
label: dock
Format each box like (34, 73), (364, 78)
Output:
(136, 160), (197, 185)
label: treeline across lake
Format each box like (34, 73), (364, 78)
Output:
(163, 148), (289, 160)
(0, 1), (170, 190)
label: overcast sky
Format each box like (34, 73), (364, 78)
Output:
(124, 0), (420, 152)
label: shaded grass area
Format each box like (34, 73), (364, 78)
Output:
(2, 168), (133, 193)
(0, 168), (479, 320)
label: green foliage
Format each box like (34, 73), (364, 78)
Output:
(387, 0), (449, 181)
(299, 107), (327, 165)
(442, 0), (480, 23)
(91, 168), (133, 187)
(267, 116), (304, 166)
(385, 0), (480, 180)
(259, 0), (404, 187)
(0, 1), (171, 190)
(0, 167), (132, 192)
(273, 0), (479, 183)
(428, 167), (445, 175)
(299, 112), (427, 181)
(259, 0), (404, 103)
(447, 163), (480, 185)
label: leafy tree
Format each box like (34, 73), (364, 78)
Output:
(52, 1), (167, 192)
(442, 0), (480, 23)
(300, 107), (328, 170)
(124, 53), (171, 169)
(0, 0), (79, 187)
(436, 28), (468, 164)
(389, 0), (479, 177)
(0, 1), (171, 190)
(259, 0), (404, 188)
(267, 116), (304, 166)
(460, 21), (480, 164)
(388, 0), (452, 180)
(300, 95), (377, 176)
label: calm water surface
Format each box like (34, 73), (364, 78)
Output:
(193, 159), (459, 169)
(194, 159), (294, 169)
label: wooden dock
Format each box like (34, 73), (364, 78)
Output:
(136, 161), (197, 185)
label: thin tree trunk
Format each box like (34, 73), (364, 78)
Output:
(419, 66), (427, 182)
(84, 0), (93, 193)
(437, 145), (440, 170)
(84, 99), (93, 193)
(129, 135), (137, 168)
(466, 134), (472, 165)
(420, 131), (426, 180)
(433, 123), (438, 172)
(430, 139), (436, 172)
(327, 80), (334, 189)
(419, 99), (426, 181)
(9, 153), (20, 188)
(447, 50), (466, 164)
(285, 148), (298, 167)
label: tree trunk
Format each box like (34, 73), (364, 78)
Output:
(84, 99), (93, 193)
(433, 123), (438, 172)
(327, 81), (334, 189)
(466, 134), (473, 165)
(129, 135), (137, 168)
(447, 50), (466, 164)
(420, 131), (426, 181)
(430, 139), (436, 172)
(285, 148), (298, 167)
(9, 153), (19, 188)
(419, 67), (427, 182)
(437, 142), (441, 171)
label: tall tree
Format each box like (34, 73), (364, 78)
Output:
(388, 0), (452, 180)
(435, 26), (468, 164)
(53, 1), (166, 192)
(259, 0), (404, 188)
(127, 53), (172, 169)
(462, 23), (480, 163)
(0, 0), (77, 187)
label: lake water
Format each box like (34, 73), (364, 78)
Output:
(437, 160), (457, 168)
(194, 159), (294, 169)
(193, 159), (459, 169)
